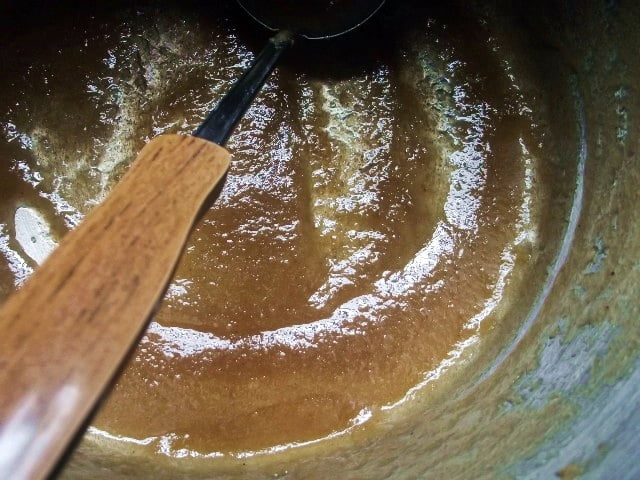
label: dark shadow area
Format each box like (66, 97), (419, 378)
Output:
(223, 0), (443, 80)
(0, 0), (477, 82)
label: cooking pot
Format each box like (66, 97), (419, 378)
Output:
(0, 0), (638, 478)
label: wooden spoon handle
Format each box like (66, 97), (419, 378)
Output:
(0, 134), (229, 480)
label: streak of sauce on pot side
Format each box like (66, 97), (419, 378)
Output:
(0, 2), (543, 458)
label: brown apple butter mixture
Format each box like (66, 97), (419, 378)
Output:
(0, 1), (543, 459)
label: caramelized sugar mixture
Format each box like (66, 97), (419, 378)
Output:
(0, 2), (542, 457)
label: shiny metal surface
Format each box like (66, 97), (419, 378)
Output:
(236, 0), (386, 39)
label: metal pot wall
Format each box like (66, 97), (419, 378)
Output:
(0, 0), (638, 478)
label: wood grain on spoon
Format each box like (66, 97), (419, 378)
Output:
(0, 134), (229, 480)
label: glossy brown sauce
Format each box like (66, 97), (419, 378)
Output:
(0, 2), (542, 458)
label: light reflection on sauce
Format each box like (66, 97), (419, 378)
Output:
(0, 3), (540, 458)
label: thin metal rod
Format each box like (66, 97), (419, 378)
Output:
(194, 31), (294, 146)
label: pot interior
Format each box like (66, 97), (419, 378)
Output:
(0, 0), (638, 478)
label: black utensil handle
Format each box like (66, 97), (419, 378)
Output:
(194, 31), (294, 146)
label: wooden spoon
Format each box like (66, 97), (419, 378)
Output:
(0, 2), (384, 479)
